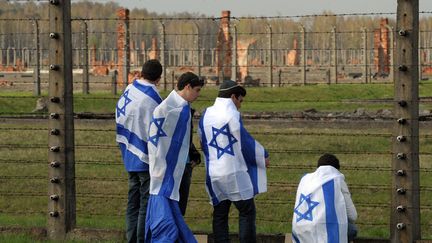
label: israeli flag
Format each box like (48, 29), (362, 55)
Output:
(145, 195), (197, 243)
(148, 90), (191, 201)
(199, 98), (268, 205)
(292, 166), (348, 243)
(116, 79), (162, 171)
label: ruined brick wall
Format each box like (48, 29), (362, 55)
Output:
(216, 11), (232, 80)
(116, 8), (130, 87)
(380, 19), (390, 74)
(373, 18), (390, 75)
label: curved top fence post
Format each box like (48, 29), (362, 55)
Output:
(300, 24), (306, 86)
(159, 21), (167, 91)
(267, 24), (273, 87)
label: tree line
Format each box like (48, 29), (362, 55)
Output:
(1, 1), (432, 61)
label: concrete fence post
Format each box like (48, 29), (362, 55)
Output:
(231, 24), (238, 82)
(267, 24), (273, 87)
(81, 20), (89, 94)
(362, 27), (369, 84)
(32, 19), (41, 96)
(331, 26), (338, 84)
(300, 25), (306, 85)
(159, 21), (167, 91)
(386, 25), (395, 83)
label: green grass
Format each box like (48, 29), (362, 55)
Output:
(1, 82), (432, 240)
(1, 120), (432, 240)
(1, 81), (432, 114)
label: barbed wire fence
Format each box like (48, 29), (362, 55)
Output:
(1, 8), (432, 94)
(0, 0), (431, 242)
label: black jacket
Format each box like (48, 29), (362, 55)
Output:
(189, 108), (201, 164)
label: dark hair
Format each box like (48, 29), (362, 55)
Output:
(177, 72), (204, 90)
(141, 59), (162, 81)
(317, 153), (340, 170)
(218, 80), (246, 98)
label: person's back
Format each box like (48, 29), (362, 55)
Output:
(116, 76), (162, 171)
(115, 59), (163, 243)
(145, 71), (204, 243)
(199, 80), (269, 243)
(291, 153), (357, 243)
(200, 96), (256, 202)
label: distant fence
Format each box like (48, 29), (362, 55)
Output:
(2, 5), (432, 95)
(0, 0), (430, 242)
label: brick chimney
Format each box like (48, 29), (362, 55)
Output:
(216, 10), (232, 81)
(373, 18), (390, 76)
(116, 8), (130, 87)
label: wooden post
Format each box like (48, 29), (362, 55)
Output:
(267, 24), (273, 87)
(47, 0), (76, 240)
(32, 19), (41, 96)
(81, 20), (89, 94)
(391, 1), (420, 242)
(362, 28), (369, 84)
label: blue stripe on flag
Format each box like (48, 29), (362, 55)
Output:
(323, 179), (339, 243)
(160, 105), (190, 198)
(117, 123), (148, 155)
(292, 232), (300, 243)
(118, 143), (149, 171)
(240, 118), (259, 194)
(132, 80), (162, 104)
(199, 109), (219, 205)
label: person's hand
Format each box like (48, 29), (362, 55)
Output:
(265, 158), (270, 168)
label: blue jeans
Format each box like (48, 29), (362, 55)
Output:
(179, 163), (192, 216)
(213, 198), (256, 243)
(348, 222), (358, 241)
(126, 171), (150, 243)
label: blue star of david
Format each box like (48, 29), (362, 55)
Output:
(116, 90), (132, 118)
(148, 117), (167, 146)
(294, 193), (319, 222)
(208, 123), (238, 159)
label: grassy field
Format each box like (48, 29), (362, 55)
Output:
(1, 81), (432, 114)
(1, 82), (432, 241)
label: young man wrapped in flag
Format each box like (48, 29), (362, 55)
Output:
(199, 80), (270, 243)
(292, 153), (358, 243)
(116, 59), (163, 243)
(145, 72), (204, 243)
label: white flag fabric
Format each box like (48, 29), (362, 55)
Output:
(198, 97), (268, 205)
(292, 165), (348, 243)
(148, 90), (191, 201)
(116, 79), (162, 171)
